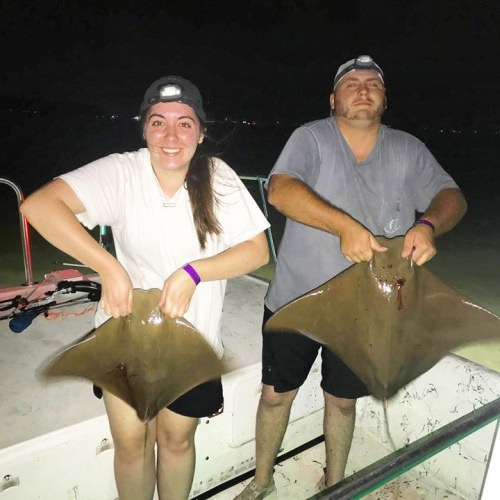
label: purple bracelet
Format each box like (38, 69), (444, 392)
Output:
(416, 219), (435, 232)
(182, 263), (201, 285)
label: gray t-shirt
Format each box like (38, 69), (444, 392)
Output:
(265, 117), (459, 311)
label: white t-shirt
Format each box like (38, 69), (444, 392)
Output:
(60, 149), (269, 357)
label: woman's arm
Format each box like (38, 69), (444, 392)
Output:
(192, 231), (269, 281)
(159, 231), (269, 318)
(20, 179), (133, 317)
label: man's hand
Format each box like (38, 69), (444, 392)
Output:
(339, 221), (388, 263)
(402, 224), (436, 265)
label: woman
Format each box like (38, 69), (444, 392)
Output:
(21, 75), (270, 500)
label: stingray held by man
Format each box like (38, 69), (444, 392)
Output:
(40, 288), (223, 421)
(265, 236), (500, 400)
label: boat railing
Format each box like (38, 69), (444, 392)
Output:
(0, 178), (34, 286)
(310, 396), (500, 499)
(239, 174), (277, 263)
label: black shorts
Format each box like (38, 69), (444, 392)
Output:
(262, 306), (369, 399)
(94, 378), (223, 419)
(167, 379), (224, 418)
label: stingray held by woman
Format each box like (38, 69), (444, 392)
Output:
(40, 288), (223, 421)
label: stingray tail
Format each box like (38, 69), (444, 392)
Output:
(382, 399), (401, 498)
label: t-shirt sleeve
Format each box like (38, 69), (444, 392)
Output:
(265, 127), (320, 187)
(213, 159), (270, 248)
(58, 154), (127, 229)
(410, 143), (460, 213)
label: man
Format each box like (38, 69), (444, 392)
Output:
(235, 55), (467, 499)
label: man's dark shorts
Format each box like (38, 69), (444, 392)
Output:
(94, 378), (223, 419)
(262, 306), (369, 399)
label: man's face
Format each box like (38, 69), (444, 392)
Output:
(331, 70), (386, 123)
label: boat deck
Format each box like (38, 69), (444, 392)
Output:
(1, 273), (499, 499)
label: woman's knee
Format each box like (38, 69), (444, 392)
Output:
(155, 411), (198, 455)
(113, 430), (155, 460)
(156, 428), (195, 455)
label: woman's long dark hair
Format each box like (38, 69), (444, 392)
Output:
(141, 110), (221, 250)
(186, 149), (222, 249)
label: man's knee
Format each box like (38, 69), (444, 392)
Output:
(260, 384), (298, 409)
(325, 393), (357, 416)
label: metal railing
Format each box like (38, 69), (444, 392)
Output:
(240, 174), (277, 262)
(309, 397), (500, 499)
(0, 178), (34, 285)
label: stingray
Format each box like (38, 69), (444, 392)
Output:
(40, 288), (223, 421)
(265, 236), (500, 400)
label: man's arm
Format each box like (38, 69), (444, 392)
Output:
(418, 188), (467, 236)
(267, 173), (387, 263)
(402, 188), (467, 265)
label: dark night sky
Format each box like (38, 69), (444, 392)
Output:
(1, 0), (499, 129)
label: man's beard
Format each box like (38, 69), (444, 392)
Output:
(335, 103), (385, 121)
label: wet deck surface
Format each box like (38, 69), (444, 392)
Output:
(199, 434), (469, 499)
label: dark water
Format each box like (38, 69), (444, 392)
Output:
(1, 109), (499, 278)
(1, 109), (499, 244)
(0, 109), (296, 195)
(1, 106), (498, 193)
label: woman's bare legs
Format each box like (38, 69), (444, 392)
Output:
(155, 408), (198, 500)
(103, 391), (157, 500)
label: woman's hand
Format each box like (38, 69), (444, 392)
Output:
(158, 268), (197, 318)
(99, 262), (134, 318)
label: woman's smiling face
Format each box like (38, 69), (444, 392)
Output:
(144, 101), (203, 174)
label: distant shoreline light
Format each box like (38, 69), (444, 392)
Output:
(2, 109), (500, 134)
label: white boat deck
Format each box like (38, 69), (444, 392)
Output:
(1, 273), (499, 499)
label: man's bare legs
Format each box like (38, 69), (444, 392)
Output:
(253, 384), (299, 487)
(323, 392), (356, 487)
